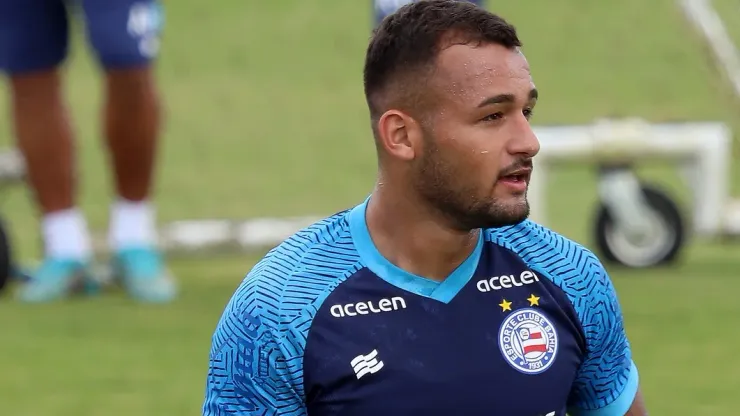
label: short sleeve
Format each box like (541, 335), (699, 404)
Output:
(202, 300), (306, 416)
(567, 262), (639, 416)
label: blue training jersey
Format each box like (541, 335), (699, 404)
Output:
(203, 199), (639, 416)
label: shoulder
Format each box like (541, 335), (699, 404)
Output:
(211, 210), (364, 354)
(484, 220), (616, 319)
(484, 219), (604, 276)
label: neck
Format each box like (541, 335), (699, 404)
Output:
(365, 182), (480, 282)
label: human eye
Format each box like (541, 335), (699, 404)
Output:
(481, 112), (504, 122)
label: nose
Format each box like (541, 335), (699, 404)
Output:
(507, 115), (540, 158)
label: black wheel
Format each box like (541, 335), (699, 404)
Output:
(594, 184), (686, 268)
(0, 217), (11, 294)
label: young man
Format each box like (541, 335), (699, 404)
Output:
(0, 0), (176, 303)
(202, 1), (646, 415)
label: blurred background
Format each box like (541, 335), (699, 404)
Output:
(0, 0), (739, 414)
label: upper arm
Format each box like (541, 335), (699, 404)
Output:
(566, 257), (642, 416)
(202, 297), (306, 416)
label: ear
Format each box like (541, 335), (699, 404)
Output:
(376, 110), (423, 161)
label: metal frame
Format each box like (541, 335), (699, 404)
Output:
(528, 119), (737, 237)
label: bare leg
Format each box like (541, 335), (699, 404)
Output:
(11, 69), (75, 214)
(11, 69), (91, 262)
(102, 65), (175, 303)
(103, 66), (162, 251)
(85, 0), (174, 302)
(6, 0), (97, 303)
(103, 66), (161, 202)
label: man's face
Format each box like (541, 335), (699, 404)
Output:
(413, 42), (540, 230)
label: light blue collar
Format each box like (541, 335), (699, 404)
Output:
(348, 197), (483, 303)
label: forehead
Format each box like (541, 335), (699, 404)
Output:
(432, 42), (533, 104)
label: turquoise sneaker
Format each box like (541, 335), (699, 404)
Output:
(113, 247), (177, 303)
(17, 258), (93, 303)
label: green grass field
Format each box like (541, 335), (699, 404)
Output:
(0, 0), (739, 414)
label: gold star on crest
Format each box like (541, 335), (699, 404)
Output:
(527, 294), (540, 306)
(499, 299), (512, 312)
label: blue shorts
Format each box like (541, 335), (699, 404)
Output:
(373, 0), (485, 26)
(0, 0), (164, 74)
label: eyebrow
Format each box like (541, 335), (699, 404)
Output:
(476, 88), (539, 108)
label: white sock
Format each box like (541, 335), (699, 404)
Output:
(42, 208), (93, 260)
(108, 198), (157, 250)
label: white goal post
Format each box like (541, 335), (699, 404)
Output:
(528, 119), (737, 238)
(680, 0), (740, 98)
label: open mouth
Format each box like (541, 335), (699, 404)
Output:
(498, 167), (532, 191)
(502, 173), (527, 183)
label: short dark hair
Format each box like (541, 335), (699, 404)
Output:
(363, 0), (522, 123)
